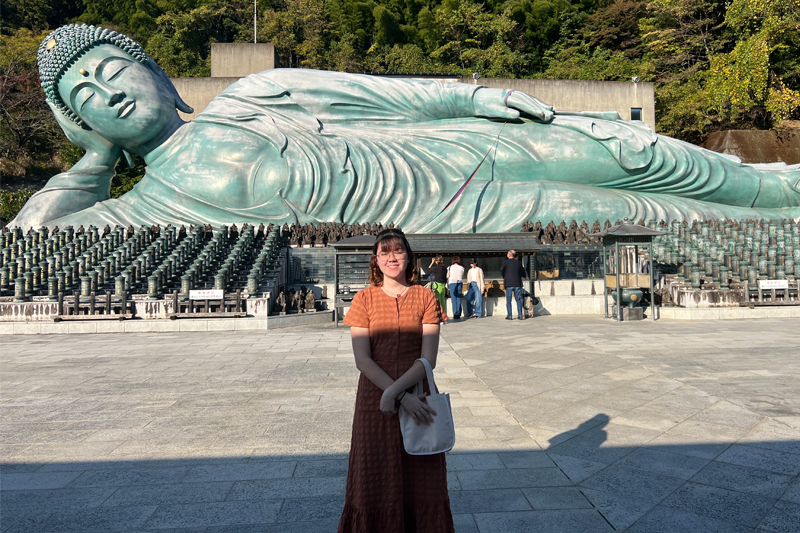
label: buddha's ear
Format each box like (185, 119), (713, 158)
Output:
(144, 54), (194, 114)
(175, 97), (193, 114)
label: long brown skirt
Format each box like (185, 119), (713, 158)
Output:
(338, 374), (455, 533)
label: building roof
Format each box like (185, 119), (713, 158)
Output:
(407, 233), (541, 253)
(329, 235), (377, 250)
(331, 233), (603, 253)
(331, 233), (542, 253)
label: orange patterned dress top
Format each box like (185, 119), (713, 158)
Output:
(338, 284), (454, 533)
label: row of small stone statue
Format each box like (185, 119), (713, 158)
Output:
(519, 218), (667, 245)
(3, 223), (187, 241)
(281, 222), (402, 247)
(273, 286), (317, 314)
(520, 220), (603, 245)
(5, 222), (282, 246)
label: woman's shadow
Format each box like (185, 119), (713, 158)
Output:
(543, 414), (611, 483)
(547, 413), (610, 457)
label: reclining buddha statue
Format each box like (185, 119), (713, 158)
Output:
(11, 24), (800, 232)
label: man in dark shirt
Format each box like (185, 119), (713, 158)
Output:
(500, 249), (527, 320)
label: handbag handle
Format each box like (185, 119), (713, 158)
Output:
(413, 358), (439, 395)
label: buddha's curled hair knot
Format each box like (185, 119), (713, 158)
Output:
(38, 24), (148, 128)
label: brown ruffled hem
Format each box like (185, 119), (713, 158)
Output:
(338, 501), (455, 533)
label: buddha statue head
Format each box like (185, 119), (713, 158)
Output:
(38, 24), (192, 150)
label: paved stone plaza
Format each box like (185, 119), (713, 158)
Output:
(1, 316), (799, 532)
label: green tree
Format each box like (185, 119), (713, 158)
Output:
(706, 0), (800, 123)
(1, 0), (54, 32)
(1, 0), (87, 34)
(327, 0), (377, 53)
(259, 0), (330, 68)
(638, 0), (732, 141)
(0, 29), (65, 178)
(147, 0), (251, 77)
(543, 43), (647, 81)
(539, 1), (650, 84)
(431, 0), (525, 77)
(366, 43), (447, 73)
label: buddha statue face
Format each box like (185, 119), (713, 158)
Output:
(56, 44), (178, 149)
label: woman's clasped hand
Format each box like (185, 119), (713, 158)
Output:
(380, 387), (437, 424)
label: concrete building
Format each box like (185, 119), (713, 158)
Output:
(171, 43), (656, 130)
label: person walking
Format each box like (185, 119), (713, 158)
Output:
(447, 256), (465, 319)
(465, 259), (485, 318)
(428, 256), (448, 321)
(340, 229), (454, 532)
(501, 249), (527, 320)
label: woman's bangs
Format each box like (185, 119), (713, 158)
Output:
(375, 235), (407, 255)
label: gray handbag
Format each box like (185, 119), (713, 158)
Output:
(398, 358), (456, 455)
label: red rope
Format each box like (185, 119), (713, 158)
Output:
(435, 122), (506, 217)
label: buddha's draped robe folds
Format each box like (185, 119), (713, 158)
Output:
(16, 70), (800, 230)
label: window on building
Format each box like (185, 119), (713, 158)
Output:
(630, 108), (642, 121)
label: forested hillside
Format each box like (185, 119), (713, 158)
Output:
(1, 0), (798, 208)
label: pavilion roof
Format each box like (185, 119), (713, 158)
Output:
(332, 233), (545, 254)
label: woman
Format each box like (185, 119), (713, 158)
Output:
(465, 259), (486, 318)
(447, 256), (465, 320)
(340, 229), (454, 532)
(427, 256), (448, 321)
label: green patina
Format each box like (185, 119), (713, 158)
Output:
(11, 25), (800, 232)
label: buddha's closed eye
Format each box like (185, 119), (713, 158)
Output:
(80, 90), (95, 110)
(105, 62), (129, 81)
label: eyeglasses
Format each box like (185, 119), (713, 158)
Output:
(376, 250), (407, 260)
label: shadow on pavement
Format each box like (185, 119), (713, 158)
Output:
(2, 421), (798, 533)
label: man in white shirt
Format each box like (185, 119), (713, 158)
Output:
(447, 257), (466, 319)
(466, 259), (486, 318)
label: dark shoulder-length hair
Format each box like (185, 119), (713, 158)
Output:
(369, 229), (418, 286)
(451, 256), (461, 265)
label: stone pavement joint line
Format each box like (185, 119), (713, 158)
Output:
(1, 316), (799, 532)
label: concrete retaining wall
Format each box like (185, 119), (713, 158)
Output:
(210, 43), (278, 77)
(0, 310), (335, 335)
(659, 306), (800, 320)
(0, 295), (273, 322)
(702, 129), (800, 165)
(170, 77), (240, 121)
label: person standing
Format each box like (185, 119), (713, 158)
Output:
(447, 256), (465, 319)
(340, 229), (454, 532)
(465, 259), (485, 318)
(501, 249), (527, 320)
(428, 256), (448, 321)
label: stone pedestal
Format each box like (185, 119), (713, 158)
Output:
(622, 307), (644, 321)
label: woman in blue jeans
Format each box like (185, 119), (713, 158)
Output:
(447, 256), (465, 319)
(465, 259), (485, 318)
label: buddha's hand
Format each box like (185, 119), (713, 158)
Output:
(473, 88), (554, 122)
(49, 103), (122, 167)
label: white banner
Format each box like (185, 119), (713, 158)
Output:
(190, 289), (224, 300)
(758, 279), (789, 290)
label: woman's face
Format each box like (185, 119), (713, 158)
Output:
(376, 240), (409, 282)
(56, 44), (176, 149)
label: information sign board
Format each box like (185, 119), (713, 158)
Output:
(758, 280), (789, 290)
(190, 289), (224, 300)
